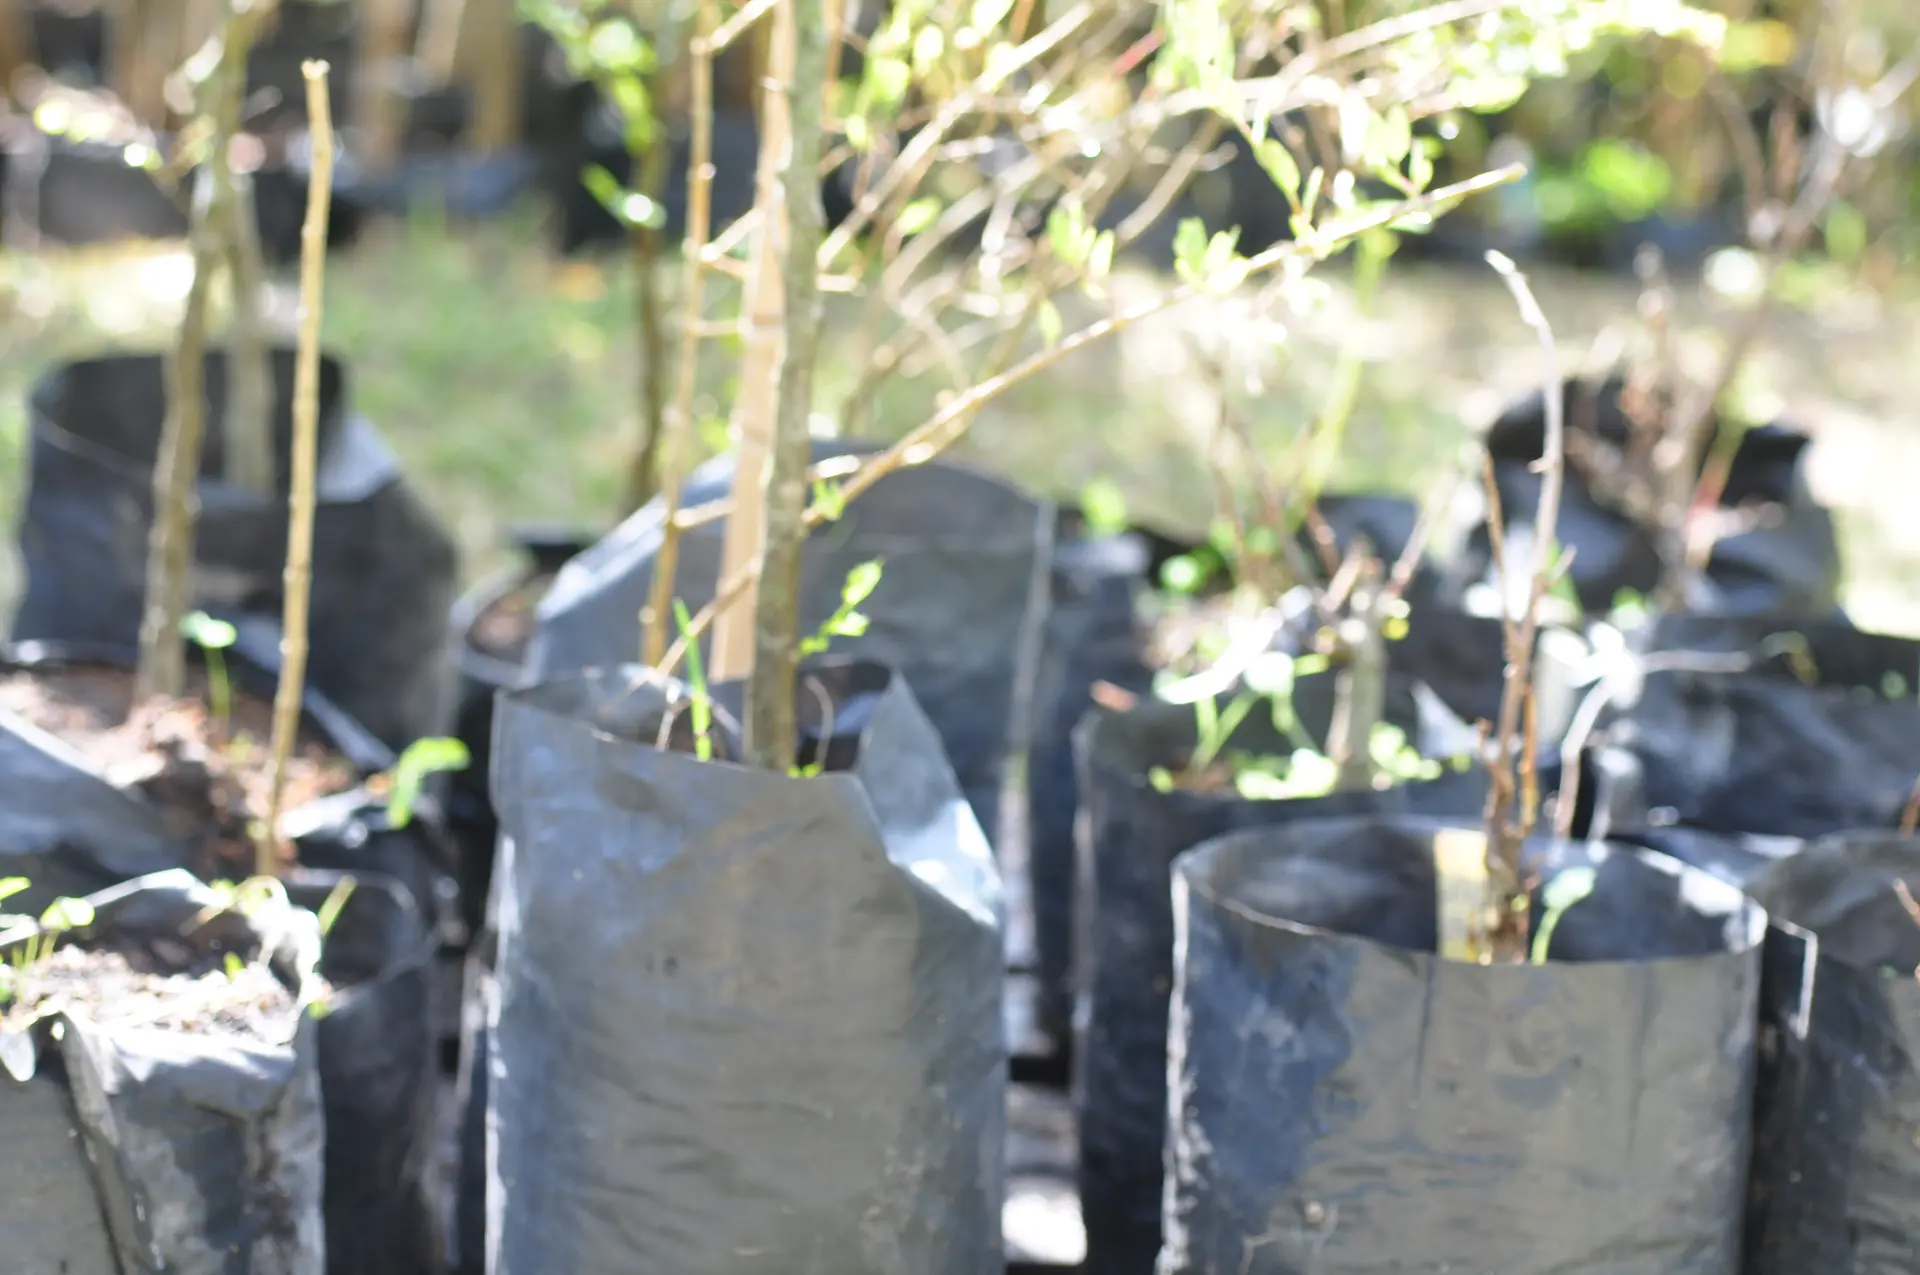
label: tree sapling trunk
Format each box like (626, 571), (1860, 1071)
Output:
(621, 99), (672, 516)
(261, 60), (336, 877)
(209, 0), (277, 497)
(1326, 557), (1389, 793)
(743, 0), (829, 773)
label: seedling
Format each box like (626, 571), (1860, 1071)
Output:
(797, 558), (882, 658)
(1530, 867), (1598, 965)
(180, 610), (237, 740)
(672, 599), (715, 762)
(0, 879), (97, 1008)
(379, 738), (472, 830)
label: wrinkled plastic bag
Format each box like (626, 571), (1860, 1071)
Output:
(290, 869), (443, 1275)
(1743, 834), (1920, 1274)
(1163, 817), (1765, 1275)
(1072, 680), (1488, 1275)
(11, 351), (458, 750)
(487, 658), (1004, 1274)
(528, 440), (1052, 849)
(0, 869), (327, 1275)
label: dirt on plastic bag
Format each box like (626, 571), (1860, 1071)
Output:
(0, 869), (327, 1275)
(485, 658), (1005, 1275)
(1162, 817), (1766, 1275)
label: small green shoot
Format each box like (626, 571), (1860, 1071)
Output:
(380, 738), (472, 830)
(1080, 479), (1130, 538)
(314, 876), (357, 938)
(0, 888), (97, 1008)
(673, 599), (715, 761)
(181, 610), (238, 739)
(1530, 866), (1597, 965)
(224, 951), (245, 980)
(1608, 588), (1650, 628)
(799, 558), (883, 657)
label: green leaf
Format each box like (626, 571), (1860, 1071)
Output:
(896, 197), (940, 235)
(1253, 138), (1301, 204)
(315, 876), (357, 938)
(1532, 866), (1599, 964)
(842, 559), (884, 609)
(180, 610), (237, 649)
(383, 738), (472, 830)
(1079, 479), (1129, 537)
(1047, 200), (1091, 267)
(1036, 298), (1063, 348)
(38, 897), (93, 933)
(0, 879), (27, 907)
(224, 952), (244, 980)
(1172, 217), (1210, 284)
(868, 55), (911, 110)
(969, 0), (1016, 34)
(1159, 553), (1208, 595)
(1365, 105), (1413, 168)
(581, 164), (664, 229)
(1087, 230), (1115, 282)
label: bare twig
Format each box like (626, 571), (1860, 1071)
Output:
(641, 0), (720, 669)
(620, 95), (673, 516)
(1901, 773), (1920, 837)
(1479, 249), (1564, 964)
(261, 61), (334, 878)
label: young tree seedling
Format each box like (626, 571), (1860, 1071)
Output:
(260, 59), (335, 880)
(1530, 865), (1597, 965)
(180, 610), (238, 742)
(379, 738), (473, 830)
(0, 880), (98, 1010)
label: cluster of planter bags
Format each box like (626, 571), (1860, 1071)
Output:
(4, 355), (1919, 1275)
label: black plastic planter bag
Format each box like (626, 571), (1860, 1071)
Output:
(1610, 630), (1920, 839)
(1741, 835), (1920, 1274)
(1162, 817), (1767, 1275)
(528, 440), (1052, 850)
(0, 869), (327, 1274)
(1467, 376), (1840, 614)
(1072, 682), (1489, 1275)
(12, 351), (459, 751)
(286, 869), (443, 1275)
(487, 658), (1005, 1275)
(446, 527), (596, 938)
(1025, 519), (1155, 1047)
(0, 641), (456, 929)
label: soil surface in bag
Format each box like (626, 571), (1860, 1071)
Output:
(11, 350), (458, 751)
(1609, 622), (1920, 839)
(1466, 376), (1840, 615)
(1072, 680), (1489, 1275)
(0, 869), (327, 1275)
(0, 642), (455, 927)
(528, 440), (1052, 852)
(487, 659), (1005, 1275)
(1162, 817), (1766, 1275)
(288, 869), (444, 1275)
(1742, 835), (1920, 1275)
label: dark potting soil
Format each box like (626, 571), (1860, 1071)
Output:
(466, 571), (557, 666)
(5, 943), (301, 1042)
(0, 664), (355, 877)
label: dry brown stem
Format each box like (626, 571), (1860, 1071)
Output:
(261, 61), (334, 877)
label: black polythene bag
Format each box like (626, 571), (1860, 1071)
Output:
(1465, 375), (1841, 615)
(1162, 818), (1766, 1275)
(11, 350), (459, 751)
(487, 658), (1005, 1275)
(1024, 518), (1155, 1049)
(528, 440), (1053, 851)
(1741, 835), (1920, 1274)
(445, 526), (596, 939)
(0, 640), (456, 929)
(287, 869), (443, 1275)
(1609, 635), (1920, 839)
(0, 869), (328, 1275)
(1072, 682), (1489, 1275)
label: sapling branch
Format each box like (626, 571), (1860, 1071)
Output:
(1479, 249), (1565, 965)
(641, 0), (720, 669)
(1901, 773), (1920, 838)
(261, 61), (334, 879)
(744, 0), (831, 772)
(1326, 554), (1389, 793)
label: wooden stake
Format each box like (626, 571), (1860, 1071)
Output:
(462, 0), (522, 151)
(0, 0), (30, 99)
(354, 0), (412, 175)
(641, 0), (719, 669)
(261, 60), (334, 878)
(710, 0), (790, 684)
(743, 0), (828, 772)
